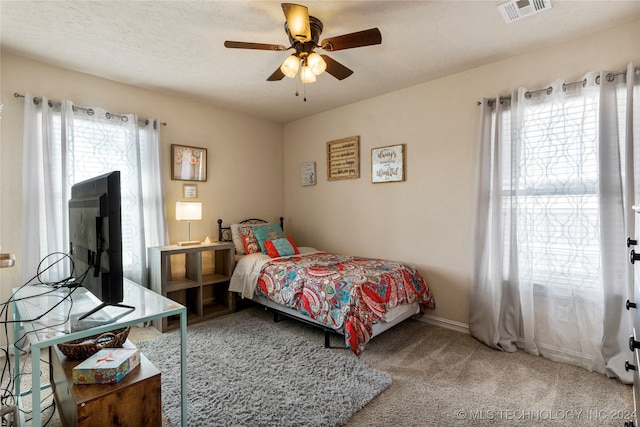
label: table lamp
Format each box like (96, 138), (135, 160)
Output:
(175, 201), (202, 246)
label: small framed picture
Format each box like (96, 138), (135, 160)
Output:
(171, 144), (207, 181)
(183, 184), (197, 199)
(300, 161), (316, 186)
(371, 144), (406, 183)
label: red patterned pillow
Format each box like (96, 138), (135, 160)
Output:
(263, 237), (300, 258)
(239, 226), (261, 254)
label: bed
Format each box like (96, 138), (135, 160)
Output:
(218, 218), (435, 355)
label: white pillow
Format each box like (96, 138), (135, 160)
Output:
(230, 221), (277, 255)
(230, 224), (245, 255)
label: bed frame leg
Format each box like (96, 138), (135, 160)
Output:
(267, 308), (336, 349)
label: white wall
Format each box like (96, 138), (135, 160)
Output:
(283, 19), (640, 327)
(0, 54), (284, 306)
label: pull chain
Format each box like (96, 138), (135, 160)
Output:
(293, 80), (308, 102)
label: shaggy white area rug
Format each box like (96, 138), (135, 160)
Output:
(137, 308), (391, 426)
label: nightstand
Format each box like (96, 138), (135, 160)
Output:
(148, 242), (236, 332)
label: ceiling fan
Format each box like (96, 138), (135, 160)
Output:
(224, 3), (382, 83)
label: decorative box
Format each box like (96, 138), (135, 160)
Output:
(72, 347), (140, 384)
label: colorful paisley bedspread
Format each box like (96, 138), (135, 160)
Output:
(255, 253), (435, 355)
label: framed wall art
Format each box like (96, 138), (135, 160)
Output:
(371, 144), (406, 183)
(300, 161), (317, 186)
(327, 136), (360, 181)
(171, 144), (207, 181)
(183, 184), (197, 198)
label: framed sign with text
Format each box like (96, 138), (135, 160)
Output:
(371, 144), (406, 183)
(300, 161), (317, 186)
(183, 184), (197, 198)
(327, 136), (360, 181)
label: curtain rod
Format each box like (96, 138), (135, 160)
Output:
(13, 92), (167, 127)
(476, 67), (635, 106)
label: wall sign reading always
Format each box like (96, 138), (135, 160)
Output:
(371, 144), (406, 183)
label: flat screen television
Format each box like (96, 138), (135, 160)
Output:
(68, 171), (134, 320)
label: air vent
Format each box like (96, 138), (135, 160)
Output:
(498, 0), (552, 24)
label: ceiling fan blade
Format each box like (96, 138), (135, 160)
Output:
(282, 3), (311, 42)
(267, 67), (286, 81)
(224, 41), (287, 51)
(321, 28), (382, 51)
(321, 55), (353, 80)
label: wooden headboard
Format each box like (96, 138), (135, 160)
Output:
(217, 217), (284, 242)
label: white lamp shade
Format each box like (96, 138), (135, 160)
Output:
(280, 55), (300, 79)
(175, 201), (202, 221)
(300, 65), (316, 83)
(306, 53), (326, 76)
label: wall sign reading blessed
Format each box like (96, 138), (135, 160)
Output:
(327, 136), (360, 181)
(371, 144), (406, 183)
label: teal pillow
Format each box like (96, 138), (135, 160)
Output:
(252, 224), (285, 253)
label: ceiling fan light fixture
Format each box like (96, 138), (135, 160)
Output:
(225, 3), (382, 84)
(283, 3), (311, 42)
(300, 65), (316, 83)
(280, 54), (300, 78)
(306, 52), (326, 76)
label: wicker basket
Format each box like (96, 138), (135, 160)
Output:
(57, 327), (130, 359)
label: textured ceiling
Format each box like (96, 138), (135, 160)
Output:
(1, 1), (639, 123)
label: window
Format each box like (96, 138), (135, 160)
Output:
(472, 66), (640, 375)
(67, 114), (143, 278)
(22, 97), (165, 286)
(511, 90), (602, 296)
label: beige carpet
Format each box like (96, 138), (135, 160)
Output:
(239, 307), (634, 427)
(5, 306), (634, 426)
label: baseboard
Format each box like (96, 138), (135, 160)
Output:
(416, 314), (470, 334)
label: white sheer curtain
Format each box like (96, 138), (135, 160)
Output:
(21, 94), (168, 287)
(471, 63), (639, 382)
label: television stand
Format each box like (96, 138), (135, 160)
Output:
(12, 279), (188, 426)
(78, 301), (136, 320)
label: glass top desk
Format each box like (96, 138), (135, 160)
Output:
(11, 279), (187, 426)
